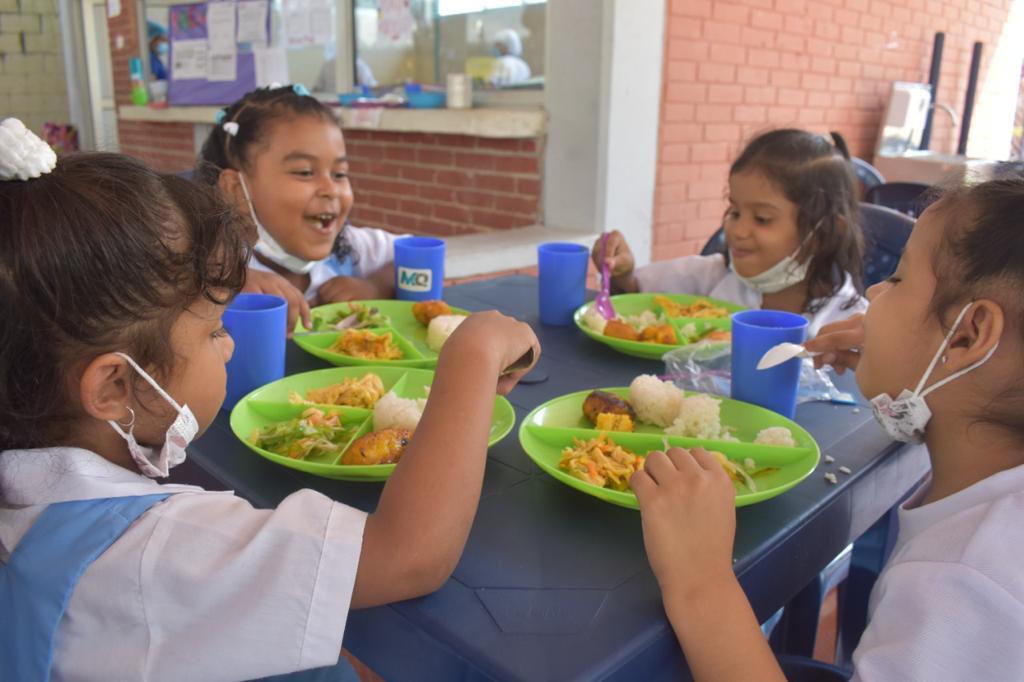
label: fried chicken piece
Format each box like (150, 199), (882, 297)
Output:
(583, 390), (636, 424)
(640, 324), (678, 345)
(412, 300), (452, 326)
(603, 319), (640, 341)
(341, 428), (413, 465)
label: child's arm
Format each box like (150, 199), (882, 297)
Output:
(632, 448), (786, 682)
(591, 230), (640, 294)
(350, 311), (539, 608)
(244, 268), (312, 333)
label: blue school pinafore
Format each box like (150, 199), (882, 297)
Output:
(0, 494), (358, 682)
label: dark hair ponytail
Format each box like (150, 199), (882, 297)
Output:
(196, 85), (338, 185)
(730, 128), (864, 312)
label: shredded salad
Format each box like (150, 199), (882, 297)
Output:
(249, 407), (355, 460)
(312, 303), (392, 331)
(559, 435), (645, 492)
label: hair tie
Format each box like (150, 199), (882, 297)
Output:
(0, 118), (57, 181)
(292, 83), (311, 97)
(222, 122), (239, 137)
(214, 109), (227, 124)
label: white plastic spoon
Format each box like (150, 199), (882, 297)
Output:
(756, 342), (820, 370)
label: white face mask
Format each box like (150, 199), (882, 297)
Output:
(730, 222), (820, 295)
(107, 352), (199, 478)
(870, 302), (999, 443)
(238, 174), (317, 275)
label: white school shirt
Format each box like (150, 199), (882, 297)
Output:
(0, 447), (367, 682)
(851, 462), (1024, 681)
(249, 223), (396, 300)
(634, 253), (867, 337)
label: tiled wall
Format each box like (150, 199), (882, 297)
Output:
(0, 0), (69, 134)
(653, 0), (1019, 258)
(345, 131), (543, 237)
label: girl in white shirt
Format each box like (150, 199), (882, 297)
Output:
(633, 178), (1024, 680)
(0, 140), (539, 681)
(198, 85), (398, 333)
(595, 129), (867, 336)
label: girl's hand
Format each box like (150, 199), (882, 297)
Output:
(631, 448), (736, 596)
(591, 230), (635, 278)
(243, 268), (311, 335)
(440, 311), (540, 395)
(316, 275), (384, 304)
(804, 313), (865, 374)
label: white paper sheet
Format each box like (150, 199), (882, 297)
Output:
(236, 0), (268, 45)
(310, 1), (333, 46)
(206, 1), (237, 53)
(207, 50), (237, 81)
(253, 46), (290, 86)
(171, 39), (208, 80)
(106, 0), (121, 18)
(284, 0), (313, 47)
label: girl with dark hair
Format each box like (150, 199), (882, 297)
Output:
(594, 128), (866, 336)
(0, 122), (539, 680)
(634, 179), (1024, 680)
(198, 84), (398, 332)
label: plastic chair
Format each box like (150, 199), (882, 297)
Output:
(864, 182), (932, 218)
(859, 202), (914, 288)
(699, 226), (726, 256)
(850, 157), (885, 198)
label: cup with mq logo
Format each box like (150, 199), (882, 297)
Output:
(394, 236), (445, 301)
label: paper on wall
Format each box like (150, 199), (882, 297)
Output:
(171, 39), (208, 80)
(310, 0), (333, 46)
(236, 0), (268, 45)
(207, 50), (238, 81)
(206, 1), (237, 53)
(253, 46), (289, 87)
(284, 0), (313, 47)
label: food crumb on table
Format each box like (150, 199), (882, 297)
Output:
(839, 466), (852, 475)
(824, 455), (835, 464)
(852, 407), (861, 414)
(824, 472), (838, 484)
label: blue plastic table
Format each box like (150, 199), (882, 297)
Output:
(183, 276), (929, 681)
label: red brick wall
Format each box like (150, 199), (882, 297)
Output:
(344, 131), (543, 237)
(654, 0), (1016, 259)
(117, 120), (197, 172)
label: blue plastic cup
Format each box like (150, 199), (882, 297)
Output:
(537, 242), (588, 326)
(394, 236), (445, 301)
(731, 310), (809, 418)
(222, 293), (287, 410)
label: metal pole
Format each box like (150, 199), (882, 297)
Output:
(958, 41), (983, 156)
(920, 31), (944, 151)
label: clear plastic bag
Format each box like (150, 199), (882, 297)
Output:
(662, 344), (856, 405)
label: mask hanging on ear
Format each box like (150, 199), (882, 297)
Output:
(870, 302), (999, 443)
(238, 174), (317, 275)
(106, 353), (198, 478)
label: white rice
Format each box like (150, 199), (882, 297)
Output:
(426, 314), (467, 352)
(753, 426), (797, 447)
(665, 393), (723, 439)
(629, 374), (684, 428)
(373, 391), (427, 431)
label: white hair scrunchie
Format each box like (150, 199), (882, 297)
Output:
(0, 118), (57, 181)
(222, 121), (239, 137)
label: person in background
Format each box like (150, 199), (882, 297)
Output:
(488, 28), (531, 86)
(198, 84), (397, 334)
(147, 20), (168, 81)
(594, 129), (867, 337)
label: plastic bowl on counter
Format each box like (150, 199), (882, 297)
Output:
(406, 91), (446, 109)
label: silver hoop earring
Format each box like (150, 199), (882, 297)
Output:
(118, 406), (136, 428)
(941, 355), (948, 365)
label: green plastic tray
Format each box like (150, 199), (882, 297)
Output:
(231, 366), (515, 480)
(518, 387), (819, 509)
(574, 292), (746, 360)
(292, 299), (470, 368)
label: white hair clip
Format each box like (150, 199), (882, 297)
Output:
(222, 121), (239, 137)
(0, 118), (57, 181)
